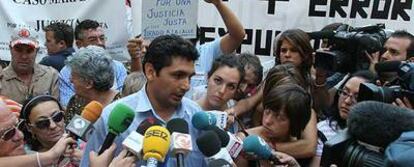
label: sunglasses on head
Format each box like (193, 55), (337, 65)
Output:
(32, 111), (64, 130)
(0, 119), (23, 141)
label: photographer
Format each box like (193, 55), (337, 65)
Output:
(310, 71), (376, 167)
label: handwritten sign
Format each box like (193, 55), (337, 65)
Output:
(141, 0), (198, 40)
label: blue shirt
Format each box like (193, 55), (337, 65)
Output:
(80, 86), (208, 167)
(58, 60), (127, 107)
(40, 47), (75, 71)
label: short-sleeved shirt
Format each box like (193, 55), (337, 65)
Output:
(59, 60), (127, 107)
(0, 64), (59, 104)
(80, 86), (208, 167)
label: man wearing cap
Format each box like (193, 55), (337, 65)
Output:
(0, 28), (59, 104)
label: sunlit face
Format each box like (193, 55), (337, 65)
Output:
(0, 108), (25, 157)
(45, 31), (64, 54)
(28, 101), (64, 148)
(146, 56), (195, 108)
(381, 37), (411, 62)
(10, 44), (37, 73)
(261, 108), (290, 139)
(338, 77), (367, 120)
(206, 66), (241, 109)
(77, 28), (106, 48)
(279, 40), (303, 67)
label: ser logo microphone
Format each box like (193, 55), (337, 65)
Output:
(145, 129), (169, 141)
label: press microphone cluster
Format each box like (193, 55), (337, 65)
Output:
(66, 101), (103, 141)
(211, 126), (243, 159)
(243, 135), (281, 164)
(143, 126), (171, 167)
(196, 130), (234, 167)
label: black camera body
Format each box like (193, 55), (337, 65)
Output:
(321, 129), (384, 167)
(358, 62), (414, 103)
(312, 24), (391, 73)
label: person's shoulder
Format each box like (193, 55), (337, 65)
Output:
(37, 64), (59, 75)
(182, 97), (203, 113)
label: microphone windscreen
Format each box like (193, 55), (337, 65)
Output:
(81, 101), (103, 123)
(143, 126), (171, 162)
(211, 126), (230, 147)
(243, 135), (272, 159)
(192, 112), (216, 130)
(137, 117), (162, 135)
(196, 130), (222, 157)
(167, 118), (189, 134)
(374, 61), (402, 73)
(108, 103), (135, 134)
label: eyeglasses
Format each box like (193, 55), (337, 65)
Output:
(31, 111), (64, 130)
(0, 119), (23, 141)
(338, 89), (358, 102)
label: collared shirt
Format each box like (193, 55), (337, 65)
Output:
(80, 86), (208, 167)
(58, 60), (127, 107)
(0, 64), (59, 104)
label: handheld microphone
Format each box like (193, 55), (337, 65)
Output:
(243, 135), (280, 164)
(211, 126), (243, 159)
(192, 111), (227, 130)
(196, 131), (234, 167)
(143, 125), (171, 167)
(122, 117), (162, 158)
(166, 118), (193, 167)
(66, 101), (103, 141)
(98, 103), (135, 155)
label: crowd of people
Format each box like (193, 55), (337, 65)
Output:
(1, 0), (414, 166)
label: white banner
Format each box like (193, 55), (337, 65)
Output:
(197, 0), (414, 56)
(141, 0), (198, 40)
(0, 0), (129, 61)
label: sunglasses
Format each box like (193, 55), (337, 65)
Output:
(0, 119), (23, 141)
(31, 111), (64, 130)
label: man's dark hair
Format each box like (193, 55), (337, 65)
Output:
(390, 30), (414, 57)
(75, 19), (100, 40)
(238, 52), (263, 86)
(348, 101), (414, 148)
(44, 22), (74, 47)
(142, 34), (199, 75)
(207, 54), (245, 86)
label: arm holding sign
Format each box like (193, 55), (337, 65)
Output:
(205, 0), (245, 54)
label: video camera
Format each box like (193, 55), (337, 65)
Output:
(321, 129), (384, 167)
(310, 24), (392, 73)
(358, 62), (414, 103)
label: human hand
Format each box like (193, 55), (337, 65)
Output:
(109, 149), (137, 167)
(225, 107), (236, 129)
(393, 97), (413, 110)
(272, 151), (300, 167)
(89, 144), (117, 167)
(365, 51), (380, 65)
(127, 37), (148, 60)
(47, 133), (77, 162)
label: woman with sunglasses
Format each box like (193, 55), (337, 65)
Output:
(19, 95), (81, 166)
(310, 70), (376, 167)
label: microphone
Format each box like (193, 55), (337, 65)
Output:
(374, 61), (402, 73)
(143, 125), (171, 167)
(192, 111), (227, 130)
(166, 118), (193, 167)
(196, 130), (234, 167)
(98, 103), (135, 154)
(348, 101), (414, 148)
(66, 101), (103, 141)
(211, 126), (243, 159)
(122, 117), (162, 158)
(243, 135), (280, 164)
